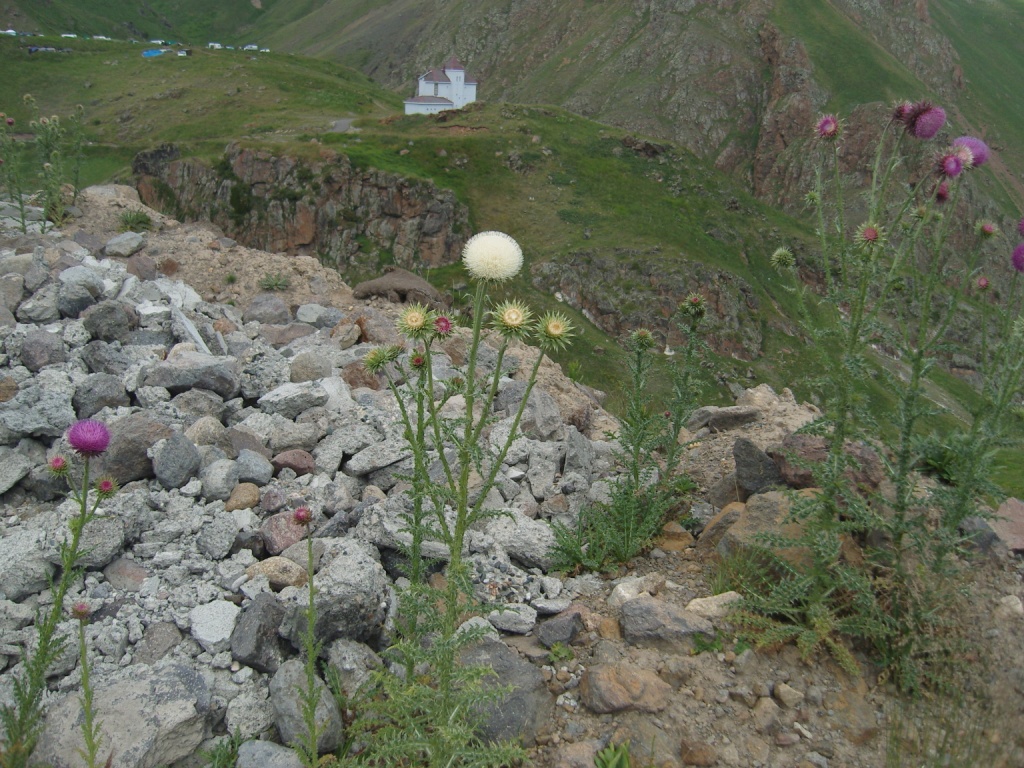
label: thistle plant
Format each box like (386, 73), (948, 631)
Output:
(70, 602), (104, 768)
(291, 506), (327, 768)
(737, 99), (1024, 691)
(0, 419), (116, 767)
(354, 230), (567, 766)
(0, 110), (30, 233)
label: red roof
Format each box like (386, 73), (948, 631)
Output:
(420, 68), (450, 83)
(444, 55), (465, 71)
(404, 95), (455, 105)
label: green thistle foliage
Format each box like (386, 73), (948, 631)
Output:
(117, 209), (153, 232)
(594, 742), (632, 768)
(258, 272), (291, 291)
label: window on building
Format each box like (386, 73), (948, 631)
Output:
(433, 83), (438, 96)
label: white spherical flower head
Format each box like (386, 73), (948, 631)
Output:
(462, 231), (523, 282)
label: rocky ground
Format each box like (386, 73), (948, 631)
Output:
(0, 187), (1022, 768)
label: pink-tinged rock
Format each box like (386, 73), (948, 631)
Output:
(579, 663), (671, 714)
(271, 449), (315, 476)
(246, 556), (307, 590)
(103, 557), (152, 592)
(260, 511), (307, 555)
(991, 498), (1024, 553)
(768, 434), (883, 492)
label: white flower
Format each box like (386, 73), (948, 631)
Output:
(462, 231), (523, 281)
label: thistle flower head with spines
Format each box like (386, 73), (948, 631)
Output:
(462, 231), (523, 282)
(976, 221), (999, 239)
(48, 455), (69, 475)
(681, 292), (707, 320)
(95, 477), (118, 499)
(629, 328), (656, 352)
(904, 101), (946, 140)
(1013, 243), (1024, 274)
(856, 223), (885, 248)
(537, 311), (574, 351)
(397, 304), (432, 339)
(67, 419), (110, 458)
(433, 314), (454, 337)
(815, 114), (840, 140)
(770, 246), (796, 271)
(364, 344), (403, 374)
(491, 299), (533, 338)
(952, 136), (989, 167)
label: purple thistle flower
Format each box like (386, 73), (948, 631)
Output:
(815, 114), (840, 140)
(1013, 243), (1024, 273)
(937, 152), (963, 178)
(891, 100), (913, 124)
(67, 419), (110, 457)
(905, 102), (946, 140)
(934, 182), (950, 204)
(952, 136), (989, 167)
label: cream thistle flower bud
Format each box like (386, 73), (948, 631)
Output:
(629, 328), (656, 351)
(363, 345), (403, 374)
(537, 312), (574, 351)
(462, 231), (523, 282)
(770, 246), (796, 271)
(491, 300), (533, 338)
(397, 304), (431, 338)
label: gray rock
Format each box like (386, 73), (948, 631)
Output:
(140, 350), (241, 398)
(0, 273), (24, 312)
(57, 281), (99, 318)
(460, 637), (552, 747)
(734, 437), (783, 495)
(295, 303), (344, 328)
(536, 611), (585, 648)
(283, 540), (389, 647)
(0, 368), (76, 441)
(563, 426), (595, 478)
(687, 405), (761, 432)
(619, 595), (714, 650)
(15, 282), (60, 323)
(224, 688), (276, 740)
(73, 372), (130, 418)
(47, 514), (125, 570)
(94, 412), (174, 484)
(230, 592), (286, 673)
(189, 599), (240, 653)
(0, 446), (32, 494)
(131, 622), (183, 666)
(200, 458), (239, 501)
(152, 432), (202, 489)
(236, 448), (274, 486)
(197, 514), (240, 560)
(487, 511), (557, 571)
(33, 663), (210, 768)
(169, 388), (226, 424)
(258, 381), (329, 420)
(236, 740), (303, 768)
(343, 437), (412, 477)
(269, 659), (344, 754)
(487, 603), (538, 634)
(0, 527), (56, 601)
(81, 299), (138, 343)
(244, 293), (291, 325)
(496, 381), (564, 441)
(20, 329), (66, 372)
(80, 339), (133, 375)
(527, 442), (565, 500)
(102, 231), (145, 257)
(290, 350), (333, 382)
(325, 638), (383, 699)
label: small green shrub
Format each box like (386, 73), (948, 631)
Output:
(259, 272), (290, 291)
(199, 729), (244, 768)
(118, 209), (153, 232)
(548, 642), (574, 664)
(224, 273), (237, 285)
(594, 741), (631, 768)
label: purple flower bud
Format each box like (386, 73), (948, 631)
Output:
(815, 114), (840, 140)
(1013, 243), (1024, 273)
(67, 419), (110, 457)
(292, 507), (312, 526)
(952, 136), (989, 167)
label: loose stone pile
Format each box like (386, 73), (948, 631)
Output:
(2, 188), (1022, 768)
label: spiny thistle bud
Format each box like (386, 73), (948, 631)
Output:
(804, 190), (820, 206)
(409, 352), (427, 370)
(681, 292), (707, 320)
(70, 602), (91, 621)
(976, 220), (999, 239)
(292, 507), (312, 526)
(491, 300), (533, 338)
(48, 455), (69, 475)
(856, 223), (885, 248)
(95, 477), (118, 499)
(934, 181), (950, 203)
(770, 246), (796, 271)
(977, 276), (990, 291)
(537, 311), (574, 351)
(629, 328), (656, 351)
(363, 345), (403, 374)
(397, 304), (431, 338)
(891, 100), (913, 125)
(937, 151), (964, 178)
(815, 114), (840, 140)
(433, 315), (454, 337)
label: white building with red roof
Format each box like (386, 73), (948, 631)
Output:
(404, 56), (478, 115)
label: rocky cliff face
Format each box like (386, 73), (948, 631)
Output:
(134, 143), (470, 274)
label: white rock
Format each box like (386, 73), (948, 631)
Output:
(188, 599), (240, 653)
